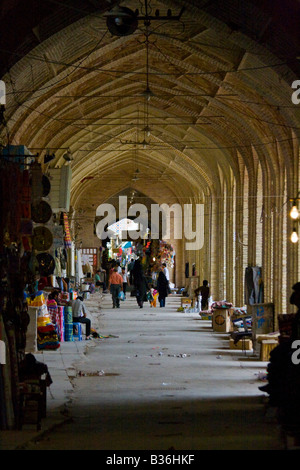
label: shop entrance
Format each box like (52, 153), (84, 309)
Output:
(94, 188), (177, 290)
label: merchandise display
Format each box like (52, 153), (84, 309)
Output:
(0, 158), (75, 430)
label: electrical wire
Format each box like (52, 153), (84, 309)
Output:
(0, 46), (290, 78)
(22, 133), (298, 153)
(1, 6), (298, 152)
(4, 58), (297, 137)
(0, 28), (110, 98)
(29, 0), (298, 61)
(230, 105), (300, 130)
(56, 134), (297, 152)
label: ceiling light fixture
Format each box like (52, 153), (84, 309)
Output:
(105, 2), (184, 37)
(289, 192), (300, 242)
(63, 149), (73, 162)
(291, 228), (299, 243)
(105, 6), (138, 36)
(141, 86), (154, 101)
(290, 200), (299, 220)
(143, 125), (151, 137)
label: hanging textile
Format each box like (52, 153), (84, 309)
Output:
(244, 266), (264, 305)
(0, 315), (14, 429)
(67, 244), (75, 277)
(76, 249), (84, 280)
(57, 306), (64, 342)
(63, 212), (72, 249)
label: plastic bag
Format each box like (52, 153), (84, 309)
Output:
(146, 291), (154, 302)
(118, 291), (125, 301)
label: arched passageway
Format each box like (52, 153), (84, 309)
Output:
(1, 0), (300, 312)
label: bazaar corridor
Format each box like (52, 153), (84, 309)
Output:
(0, 0), (300, 456)
(1, 292), (285, 451)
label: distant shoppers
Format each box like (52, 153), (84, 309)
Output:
(121, 267), (130, 298)
(195, 280), (210, 311)
(150, 286), (158, 308)
(108, 260), (116, 282)
(116, 262), (122, 274)
(127, 259), (135, 284)
(72, 296), (92, 340)
(48, 290), (60, 304)
(157, 267), (169, 308)
(108, 267), (123, 308)
(132, 259), (149, 308)
(162, 262), (170, 281)
(95, 268), (108, 292)
(162, 262), (171, 294)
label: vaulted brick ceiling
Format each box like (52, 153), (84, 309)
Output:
(1, 0), (300, 211)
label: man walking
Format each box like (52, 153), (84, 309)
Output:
(108, 267), (123, 308)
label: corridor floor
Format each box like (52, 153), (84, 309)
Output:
(23, 293), (284, 450)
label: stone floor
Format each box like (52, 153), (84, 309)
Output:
(0, 292), (287, 451)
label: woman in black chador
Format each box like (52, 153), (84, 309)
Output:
(132, 259), (149, 308)
(157, 267), (169, 308)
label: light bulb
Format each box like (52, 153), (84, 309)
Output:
(143, 125), (151, 136)
(290, 204), (299, 220)
(291, 229), (299, 243)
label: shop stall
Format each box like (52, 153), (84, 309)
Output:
(0, 153), (76, 430)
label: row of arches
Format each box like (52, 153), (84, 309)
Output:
(0, 0), (299, 313)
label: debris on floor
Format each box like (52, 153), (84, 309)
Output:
(256, 371), (268, 382)
(77, 370), (105, 377)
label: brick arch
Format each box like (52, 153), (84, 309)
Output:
(0, 0), (299, 310)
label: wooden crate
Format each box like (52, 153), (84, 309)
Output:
(260, 340), (278, 361)
(229, 338), (253, 350)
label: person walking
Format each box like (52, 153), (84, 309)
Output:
(162, 262), (169, 281)
(108, 267), (123, 308)
(157, 267), (169, 308)
(121, 267), (130, 298)
(162, 262), (171, 294)
(195, 280), (210, 311)
(132, 259), (149, 308)
(127, 259), (135, 285)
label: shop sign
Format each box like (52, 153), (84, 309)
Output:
(0, 80), (5, 106)
(0, 340), (5, 364)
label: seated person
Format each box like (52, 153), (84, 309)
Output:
(72, 296), (92, 340)
(95, 268), (108, 292)
(48, 290), (60, 305)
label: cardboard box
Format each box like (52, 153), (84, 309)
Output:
(200, 314), (212, 320)
(229, 338), (253, 350)
(212, 308), (232, 332)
